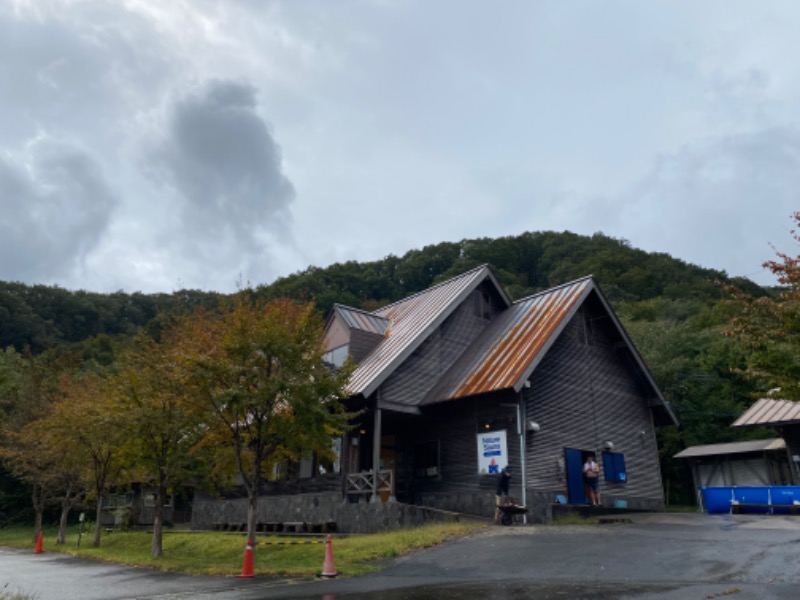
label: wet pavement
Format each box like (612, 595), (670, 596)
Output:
(2, 512), (800, 599)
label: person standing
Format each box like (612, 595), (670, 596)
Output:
(583, 453), (600, 506)
(495, 466), (511, 523)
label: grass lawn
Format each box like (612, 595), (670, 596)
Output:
(0, 522), (486, 578)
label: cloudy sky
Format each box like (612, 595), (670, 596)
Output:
(1, 1), (797, 293)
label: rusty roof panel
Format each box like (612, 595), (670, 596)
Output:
(732, 397), (800, 427)
(345, 265), (496, 397)
(441, 277), (593, 400)
(334, 305), (390, 336)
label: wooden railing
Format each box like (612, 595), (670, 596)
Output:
(345, 470), (393, 497)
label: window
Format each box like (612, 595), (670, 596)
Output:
(603, 451), (626, 483)
(144, 493), (173, 507)
(474, 290), (491, 320)
(414, 440), (440, 478)
(102, 493), (132, 509)
(323, 345), (349, 368)
(318, 438), (342, 475)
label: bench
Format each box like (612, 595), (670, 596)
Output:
(283, 521), (306, 533)
(307, 521), (337, 533)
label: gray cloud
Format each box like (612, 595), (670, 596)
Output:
(150, 80), (295, 252)
(0, 138), (119, 282)
(613, 128), (800, 282)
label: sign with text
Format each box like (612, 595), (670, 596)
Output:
(477, 430), (508, 474)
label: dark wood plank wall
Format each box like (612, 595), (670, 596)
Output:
(524, 295), (664, 504)
(349, 329), (385, 363)
(347, 286), (665, 512)
(392, 394), (522, 504)
(379, 285), (501, 407)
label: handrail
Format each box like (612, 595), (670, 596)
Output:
(346, 470), (393, 495)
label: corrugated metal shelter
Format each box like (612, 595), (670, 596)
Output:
(675, 439), (792, 507)
(321, 264), (676, 522)
(732, 397), (800, 484)
(732, 398), (800, 427)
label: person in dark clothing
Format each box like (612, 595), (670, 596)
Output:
(494, 467), (511, 523)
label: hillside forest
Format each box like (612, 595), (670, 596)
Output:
(0, 226), (795, 522)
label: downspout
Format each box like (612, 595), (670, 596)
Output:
(518, 390), (527, 524)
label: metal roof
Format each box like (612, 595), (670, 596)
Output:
(331, 305), (390, 336)
(434, 277), (594, 400)
(732, 397), (800, 427)
(345, 265), (508, 398)
(674, 438), (786, 459)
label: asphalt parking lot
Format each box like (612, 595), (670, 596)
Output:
(2, 512), (800, 600)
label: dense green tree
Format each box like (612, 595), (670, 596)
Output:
(112, 332), (207, 557)
(0, 228), (779, 509)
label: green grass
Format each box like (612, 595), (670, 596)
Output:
(0, 522), (485, 578)
(0, 588), (37, 600)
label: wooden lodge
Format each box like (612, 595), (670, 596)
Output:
(191, 265), (677, 529)
(326, 265), (675, 522)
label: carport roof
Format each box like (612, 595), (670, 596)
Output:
(674, 438), (785, 459)
(732, 397), (800, 427)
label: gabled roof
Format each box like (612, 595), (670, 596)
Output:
(674, 438), (785, 459)
(345, 264), (510, 398)
(429, 276), (594, 400)
(329, 304), (390, 336)
(732, 397), (800, 427)
(423, 275), (677, 425)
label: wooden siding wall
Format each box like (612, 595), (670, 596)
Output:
(391, 394), (522, 514)
(349, 329), (385, 364)
(524, 298), (664, 506)
(379, 285), (500, 407)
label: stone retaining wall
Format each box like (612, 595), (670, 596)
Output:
(191, 491), (479, 534)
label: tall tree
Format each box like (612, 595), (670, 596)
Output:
(180, 296), (353, 550)
(112, 331), (206, 557)
(0, 351), (70, 541)
(725, 212), (800, 399)
(45, 372), (122, 547)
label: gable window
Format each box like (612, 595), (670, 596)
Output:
(414, 440), (440, 478)
(474, 289), (491, 320)
(323, 344), (349, 368)
(602, 451), (627, 483)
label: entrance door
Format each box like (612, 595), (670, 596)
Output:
(565, 448), (588, 505)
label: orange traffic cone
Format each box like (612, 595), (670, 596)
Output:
(237, 539), (255, 578)
(320, 534), (338, 578)
(34, 531), (44, 554)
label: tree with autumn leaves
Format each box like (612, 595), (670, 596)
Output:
(0, 295), (351, 558)
(174, 295), (353, 550)
(725, 212), (800, 399)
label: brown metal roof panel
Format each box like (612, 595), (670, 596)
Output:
(446, 277), (592, 399)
